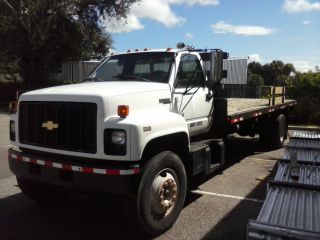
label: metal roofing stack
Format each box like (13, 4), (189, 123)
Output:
(248, 130), (320, 240)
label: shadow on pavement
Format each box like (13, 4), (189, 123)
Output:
(0, 192), (146, 240)
(198, 136), (280, 240)
(0, 135), (281, 240)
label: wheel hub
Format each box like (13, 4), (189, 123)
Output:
(151, 171), (178, 216)
(159, 178), (177, 210)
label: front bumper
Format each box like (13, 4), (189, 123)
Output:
(8, 147), (140, 195)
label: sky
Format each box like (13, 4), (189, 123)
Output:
(104, 0), (320, 72)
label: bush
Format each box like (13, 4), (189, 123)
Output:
(286, 86), (320, 124)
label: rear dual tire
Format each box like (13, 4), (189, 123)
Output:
(259, 114), (287, 149)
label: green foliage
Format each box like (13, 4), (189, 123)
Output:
(0, 0), (138, 89)
(248, 60), (319, 124)
(286, 86), (320, 124)
(289, 71), (320, 87)
(247, 73), (264, 86)
(248, 60), (295, 86)
(0, 58), (21, 83)
(285, 71), (320, 124)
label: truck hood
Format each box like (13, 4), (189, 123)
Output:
(23, 81), (170, 97)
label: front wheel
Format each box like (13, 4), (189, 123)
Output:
(124, 151), (187, 236)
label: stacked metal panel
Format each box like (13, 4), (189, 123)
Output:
(248, 130), (320, 240)
(222, 58), (248, 85)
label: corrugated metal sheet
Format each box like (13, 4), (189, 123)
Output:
(248, 220), (320, 240)
(248, 130), (320, 239)
(221, 58), (248, 85)
(257, 186), (320, 232)
(61, 61), (100, 82)
(289, 139), (320, 150)
(291, 131), (320, 139)
(274, 162), (320, 187)
(283, 148), (320, 165)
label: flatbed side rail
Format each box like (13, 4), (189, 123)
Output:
(228, 100), (297, 125)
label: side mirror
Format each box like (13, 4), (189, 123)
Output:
(207, 50), (228, 90)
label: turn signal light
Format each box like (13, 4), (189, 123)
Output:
(118, 105), (129, 118)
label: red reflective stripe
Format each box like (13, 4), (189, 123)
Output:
(230, 116), (245, 124)
(62, 164), (72, 171)
(11, 152), (139, 175)
(82, 167), (93, 173)
(45, 161), (53, 167)
(106, 169), (120, 175)
(232, 118), (239, 124)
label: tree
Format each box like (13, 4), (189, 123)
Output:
(275, 75), (289, 86)
(0, 0), (138, 89)
(292, 71), (320, 87)
(248, 62), (263, 76)
(248, 60), (296, 86)
(247, 73), (264, 86)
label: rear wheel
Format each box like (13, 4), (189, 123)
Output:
(17, 177), (67, 203)
(124, 151), (187, 236)
(272, 114), (287, 148)
(259, 114), (287, 149)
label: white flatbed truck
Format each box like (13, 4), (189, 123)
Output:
(8, 45), (296, 236)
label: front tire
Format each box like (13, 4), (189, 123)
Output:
(125, 151), (187, 236)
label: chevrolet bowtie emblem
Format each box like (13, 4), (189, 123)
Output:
(42, 121), (59, 131)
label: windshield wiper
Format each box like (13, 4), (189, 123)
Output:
(113, 75), (152, 82)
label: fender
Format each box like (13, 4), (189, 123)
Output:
(105, 110), (189, 161)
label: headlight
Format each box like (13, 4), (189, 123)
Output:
(10, 120), (16, 141)
(104, 129), (126, 155)
(111, 131), (126, 145)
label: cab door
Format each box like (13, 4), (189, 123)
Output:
(172, 54), (213, 136)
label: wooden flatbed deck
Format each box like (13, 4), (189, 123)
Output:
(228, 98), (269, 116)
(226, 98), (296, 124)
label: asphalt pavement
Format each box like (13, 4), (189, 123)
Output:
(0, 113), (286, 240)
(0, 113), (12, 179)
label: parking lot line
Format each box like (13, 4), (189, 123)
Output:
(245, 157), (280, 162)
(191, 189), (264, 203)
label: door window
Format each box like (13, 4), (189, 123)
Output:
(176, 54), (205, 88)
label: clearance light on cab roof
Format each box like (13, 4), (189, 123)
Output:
(118, 105), (129, 118)
(166, 48), (172, 51)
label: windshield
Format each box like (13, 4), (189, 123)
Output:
(88, 52), (175, 83)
